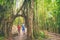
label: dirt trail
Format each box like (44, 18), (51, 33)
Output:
(12, 25), (27, 40)
(44, 31), (60, 40)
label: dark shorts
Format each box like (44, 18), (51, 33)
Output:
(22, 29), (25, 32)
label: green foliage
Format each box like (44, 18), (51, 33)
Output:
(33, 30), (47, 40)
(0, 34), (4, 40)
(0, 0), (15, 39)
(0, 0), (15, 15)
(39, 31), (45, 38)
(0, 36), (4, 40)
(33, 30), (39, 39)
(13, 17), (24, 26)
(33, 0), (60, 39)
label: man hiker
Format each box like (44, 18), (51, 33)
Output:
(22, 24), (25, 35)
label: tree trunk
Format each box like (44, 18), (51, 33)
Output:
(7, 15), (16, 40)
(3, 15), (15, 40)
(8, 22), (13, 40)
(26, 0), (34, 40)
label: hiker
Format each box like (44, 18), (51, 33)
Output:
(22, 24), (25, 34)
(17, 25), (21, 34)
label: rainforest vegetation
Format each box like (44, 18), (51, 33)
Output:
(0, 0), (60, 40)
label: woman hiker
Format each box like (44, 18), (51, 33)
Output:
(17, 24), (21, 35)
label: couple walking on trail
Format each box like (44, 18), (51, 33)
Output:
(17, 24), (25, 35)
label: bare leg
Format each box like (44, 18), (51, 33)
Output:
(23, 30), (25, 35)
(18, 30), (20, 36)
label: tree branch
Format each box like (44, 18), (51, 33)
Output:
(16, 0), (25, 15)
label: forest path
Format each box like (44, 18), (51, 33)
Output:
(12, 25), (27, 40)
(44, 31), (60, 40)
